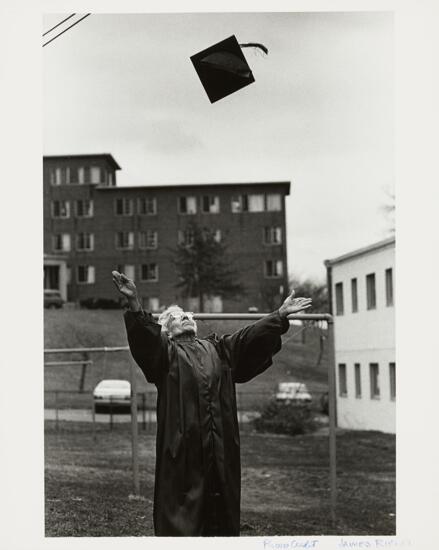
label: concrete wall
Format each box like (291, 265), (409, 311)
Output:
(330, 242), (395, 433)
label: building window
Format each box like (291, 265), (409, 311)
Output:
(338, 364), (347, 397)
(68, 166), (79, 184)
(355, 363), (362, 398)
(82, 167), (90, 183)
(75, 199), (94, 218)
(264, 260), (283, 278)
(138, 197), (157, 215)
(116, 264), (135, 281)
(178, 228), (195, 246)
(366, 273), (376, 310)
(351, 278), (358, 313)
(202, 195), (220, 213)
(115, 231), (134, 250)
(266, 193), (282, 211)
(263, 226), (282, 245)
(52, 234), (71, 252)
(114, 198), (133, 216)
(51, 167), (69, 185)
(140, 263), (159, 282)
(369, 363), (380, 399)
(385, 268), (394, 307)
(247, 194), (265, 212)
(335, 282), (344, 315)
(76, 233), (94, 251)
(80, 166), (101, 184)
(51, 200), (70, 218)
(142, 296), (160, 311)
(231, 195), (245, 212)
(213, 229), (221, 243)
(90, 166), (101, 184)
(389, 362), (396, 400)
(231, 193), (282, 213)
(49, 168), (58, 185)
(139, 230), (158, 249)
(178, 196), (197, 214)
(77, 265), (95, 284)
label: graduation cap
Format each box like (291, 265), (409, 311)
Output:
(190, 35), (267, 103)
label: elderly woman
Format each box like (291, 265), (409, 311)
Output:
(112, 270), (312, 537)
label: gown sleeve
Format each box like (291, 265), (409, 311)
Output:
(124, 309), (168, 384)
(218, 311), (290, 383)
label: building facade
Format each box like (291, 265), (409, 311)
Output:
(44, 154), (290, 312)
(325, 237), (395, 433)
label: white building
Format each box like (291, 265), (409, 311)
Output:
(325, 237), (395, 433)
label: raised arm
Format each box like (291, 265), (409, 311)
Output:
(112, 271), (167, 384)
(218, 290), (312, 383)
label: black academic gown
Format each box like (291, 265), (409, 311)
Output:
(124, 310), (289, 537)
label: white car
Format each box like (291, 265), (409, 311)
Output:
(93, 379), (131, 413)
(275, 382), (312, 405)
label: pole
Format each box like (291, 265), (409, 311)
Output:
(142, 393), (146, 431)
(55, 391), (59, 431)
(130, 358), (140, 496)
(109, 397), (113, 431)
(79, 352), (88, 392)
(327, 319), (337, 524)
(91, 395), (96, 442)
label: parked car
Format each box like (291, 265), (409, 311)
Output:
(93, 379), (131, 413)
(275, 382), (312, 405)
(44, 289), (65, 309)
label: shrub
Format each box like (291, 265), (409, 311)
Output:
(79, 298), (122, 310)
(253, 399), (317, 436)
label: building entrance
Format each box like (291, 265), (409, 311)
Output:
(44, 265), (60, 290)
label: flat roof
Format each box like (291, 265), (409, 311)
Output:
(96, 180), (291, 194)
(324, 236), (395, 266)
(44, 154), (121, 170)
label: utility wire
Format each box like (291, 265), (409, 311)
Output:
(43, 13), (91, 47)
(42, 14), (76, 37)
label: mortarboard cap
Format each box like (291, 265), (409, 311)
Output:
(190, 35), (255, 103)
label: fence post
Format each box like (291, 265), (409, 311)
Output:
(129, 358), (140, 496)
(327, 319), (337, 525)
(142, 393), (146, 431)
(79, 352), (89, 393)
(109, 397), (113, 431)
(91, 395), (96, 442)
(54, 391), (59, 431)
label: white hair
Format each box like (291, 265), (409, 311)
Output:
(157, 305), (184, 333)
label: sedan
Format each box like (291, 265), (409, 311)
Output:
(275, 382), (312, 405)
(93, 379), (131, 414)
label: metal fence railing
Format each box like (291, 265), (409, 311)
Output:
(44, 312), (337, 522)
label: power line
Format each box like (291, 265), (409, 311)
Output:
(42, 14), (76, 37)
(43, 13), (91, 48)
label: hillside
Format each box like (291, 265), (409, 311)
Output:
(44, 309), (329, 409)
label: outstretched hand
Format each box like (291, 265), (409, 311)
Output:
(112, 271), (138, 299)
(278, 290), (312, 318)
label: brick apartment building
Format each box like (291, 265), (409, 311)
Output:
(43, 154), (290, 312)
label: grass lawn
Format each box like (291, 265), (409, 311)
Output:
(45, 422), (395, 537)
(44, 309), (330, 410)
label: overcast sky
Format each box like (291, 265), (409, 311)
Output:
(43, 11), (394, 281)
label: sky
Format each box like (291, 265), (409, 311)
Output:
(43, 11), (394, 281)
